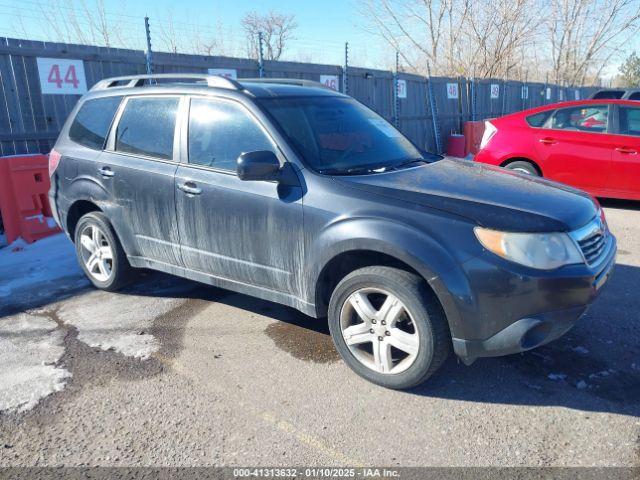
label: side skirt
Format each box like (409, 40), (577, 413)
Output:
(128, 255), (317, 318)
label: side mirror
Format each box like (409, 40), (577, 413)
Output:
(237, 150), (281, 181)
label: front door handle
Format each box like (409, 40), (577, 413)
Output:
(98, 166), (115, 177)
(615, 146), (638, 154)
(178, 182), (202, 195)
(539, 137), (558, 145)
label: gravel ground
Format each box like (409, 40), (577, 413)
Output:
(0, 199), (638, 467)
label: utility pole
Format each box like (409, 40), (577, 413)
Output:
(144, 16), (153, 77)
(501, 79), (507, 116)
(393, 51), (400, 128)
(544, 73), (549, 104)
(426, 63), (442, 154)
(470, 77), (477, 122)
(258, 31), (265, 78)
(343, 42), (349, 95)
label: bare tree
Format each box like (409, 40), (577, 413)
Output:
(359, 0), (640, 85)
(241, 11), (298, 60)
(190, 19), (236, 57)
(24, 0), (133, 48)
(546, 0), (640, 86)
(359, 0), (542, 79)
(157, 13), (180, 54)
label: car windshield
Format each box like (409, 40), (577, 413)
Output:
(258, 96), (435, 174)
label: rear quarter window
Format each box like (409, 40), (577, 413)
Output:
(68, 96), (122, 150)
(525, 111), (552, 127)
(629, 92), (640, 101)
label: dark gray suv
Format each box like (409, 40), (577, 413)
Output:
(49, 74), (616, 389)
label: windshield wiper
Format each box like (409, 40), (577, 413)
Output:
(391, 158), (428, 170)
(319, 157), (431, 176)
(318, 165), (390, 176)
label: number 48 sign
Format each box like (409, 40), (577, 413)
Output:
(37, 58), (87, 95)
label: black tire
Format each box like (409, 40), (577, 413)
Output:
(73, 212), (135, 291)
(328, 266), (451, 389)
(504, 160), (539, 176)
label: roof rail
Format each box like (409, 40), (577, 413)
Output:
(90, 73), (243, 92)
(238, 78), (331, 89)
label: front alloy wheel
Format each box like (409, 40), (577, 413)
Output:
(328, 266), (451, 389)
(340, 288), (419, 374)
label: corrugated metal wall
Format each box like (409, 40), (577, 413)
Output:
(0, 37), (600, 155)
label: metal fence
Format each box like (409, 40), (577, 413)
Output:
(0, 37), (600, 156)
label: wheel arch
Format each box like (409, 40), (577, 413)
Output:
(314, 249), (426, 318)
(500, 157), (543, 176)
(66, 200), (102, 240)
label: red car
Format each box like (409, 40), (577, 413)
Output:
(475, 99), (640, 200)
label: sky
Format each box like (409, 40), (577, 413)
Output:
(0, 0), (637, 77)
(0, 0), (385, 67)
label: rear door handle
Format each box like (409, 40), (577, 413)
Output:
(539, 137), (558, 145)
(98, 166), (115, 177)
(178, 182), (202, 195)
(615, 147), (638, 154)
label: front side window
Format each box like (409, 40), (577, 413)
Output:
(69, 96), (122, 150)
(550, 105), (609, 133)
(188, 97), (274, 171)
(258, 96), (430, 174)
(115, 96), (179, 160)
(619, 107), (640, 137)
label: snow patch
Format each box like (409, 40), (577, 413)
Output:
(57, 290), (181, 359)
(0, 314), (71, 412)
(0, 234), (84, 298)
(547, 373), (567, 381)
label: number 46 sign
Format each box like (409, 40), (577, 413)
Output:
(37, 58), (87, 95)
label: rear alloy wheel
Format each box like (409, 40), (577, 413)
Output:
(328, 266), (451, 389)
(504, 160), (539, 176)
(79, 224), (113, 282)
(74, 212), (135, 291)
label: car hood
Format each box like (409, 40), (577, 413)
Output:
(333, 159), (598, 232)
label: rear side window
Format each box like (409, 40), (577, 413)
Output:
(550, 105), (609, 133)
(619, 107), (640, 136)
(525, 111), (552, 127)
(68, 96), (122, 150)
(188, 97), (274, 171)
(115, 97), (179, 160)
(629, 92), (640, 101)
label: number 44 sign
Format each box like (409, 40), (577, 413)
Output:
(37, 58), (87, 95)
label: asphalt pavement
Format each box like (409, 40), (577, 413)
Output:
(0, 199), (638, 467)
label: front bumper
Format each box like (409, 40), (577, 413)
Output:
(450, 234), (616, 364)
(453, 305), (585, 364)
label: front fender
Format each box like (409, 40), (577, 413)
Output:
(307, 217), (476, 337)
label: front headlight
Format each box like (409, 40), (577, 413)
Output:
(474, 227), (583, 270)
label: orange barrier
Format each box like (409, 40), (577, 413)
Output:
(464, 121), (486, 156)
(0, 154), (61, 244)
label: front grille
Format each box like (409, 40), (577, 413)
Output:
(577, 231), (607, 265)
